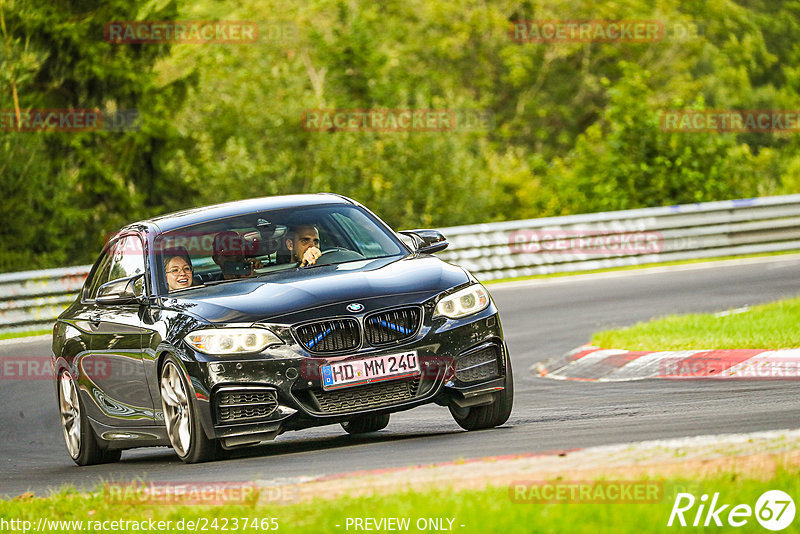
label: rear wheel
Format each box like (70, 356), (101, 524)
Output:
(160, 356), (219, 463)
(58, 370), (121, 465)
(341, 413), (390, 434)
(449, 356), (514, 431)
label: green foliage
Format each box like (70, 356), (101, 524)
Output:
(552, 64), (772, 212)
(0, 0), (195, 271)
(2, 0), (800, 271)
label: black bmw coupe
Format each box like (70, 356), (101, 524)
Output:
(52, 194), (513, 464)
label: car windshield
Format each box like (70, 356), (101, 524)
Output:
(154, 204), (408, 294)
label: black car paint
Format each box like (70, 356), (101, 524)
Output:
(52, 195), (510, 453)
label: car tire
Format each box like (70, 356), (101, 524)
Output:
(341, 413), (390, 434)
(449, 355), (514, 431)
(58, 370), (122, 466)
(159, 355), (220, 463)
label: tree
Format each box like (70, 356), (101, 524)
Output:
(0, 0), (197, 271)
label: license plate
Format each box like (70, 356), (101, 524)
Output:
(320, 351), (420, 391)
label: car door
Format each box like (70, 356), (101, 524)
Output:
(56, 246), (114, 410)
(82, 235), (155, 427)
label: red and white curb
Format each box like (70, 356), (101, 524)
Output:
(536, 345), (800, 381)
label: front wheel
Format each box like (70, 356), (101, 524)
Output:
(58, 370), (121, 466)
(449, 356), (514, 431)
(160, 356), (219, 463)
(341, 413), (390, 434)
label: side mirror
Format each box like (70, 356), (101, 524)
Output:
(399, 229), (449, 254)
(96, 273), (146, 304)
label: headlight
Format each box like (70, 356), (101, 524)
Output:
(184, 328), (283, 355)
(435, 284), (491, 319)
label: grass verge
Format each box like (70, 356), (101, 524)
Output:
(0, 329), (51, 341)
(1, 468), (798, 533)
(592, 295), (800, 350)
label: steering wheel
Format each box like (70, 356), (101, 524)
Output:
(302, 247), (365, 267)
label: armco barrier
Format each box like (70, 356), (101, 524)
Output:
(0, 266), (91, 333)
(3, 194), (800, 334)
(436, 194), (800, 280)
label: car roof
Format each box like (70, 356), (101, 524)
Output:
(120, 193), (356, 235)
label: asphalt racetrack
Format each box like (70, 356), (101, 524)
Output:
(2, 256), (800, 497)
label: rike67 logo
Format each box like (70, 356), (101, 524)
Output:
(668, 490), (795, 531)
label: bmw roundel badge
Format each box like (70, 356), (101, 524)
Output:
(346, 303), (364, 313)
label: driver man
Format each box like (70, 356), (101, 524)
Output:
(286, 224), (322, 267)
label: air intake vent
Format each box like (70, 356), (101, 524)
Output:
(295, 318), (360, 353)
(311, 378), (420, 414)
(455, 346), (501, 383)
(365, 307), (421, 346)
(215, 388), (278, 423)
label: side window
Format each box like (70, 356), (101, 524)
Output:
(84, 248), (114, 300)
(108, 235), (145, 282)
(330, 211), (389, 257)
(84, 236), (145, 300)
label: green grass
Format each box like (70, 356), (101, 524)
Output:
(1, 469), (798, 533)
(483, 250), (799, 285)
(0, 329), (51, 341)
(593, 295), (800, 351)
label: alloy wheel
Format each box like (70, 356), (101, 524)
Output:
(59, 371), (81, 459)
(160, 361), (192, 457)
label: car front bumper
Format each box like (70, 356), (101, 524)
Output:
(182, 305), (508, 448)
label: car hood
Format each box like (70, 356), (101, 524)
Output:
(161, 255), (470, 324)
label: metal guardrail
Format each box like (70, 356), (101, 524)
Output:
(3, 194), (800, 333)
(437, 194), (800, 280)
(0, 266), (91, 333)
